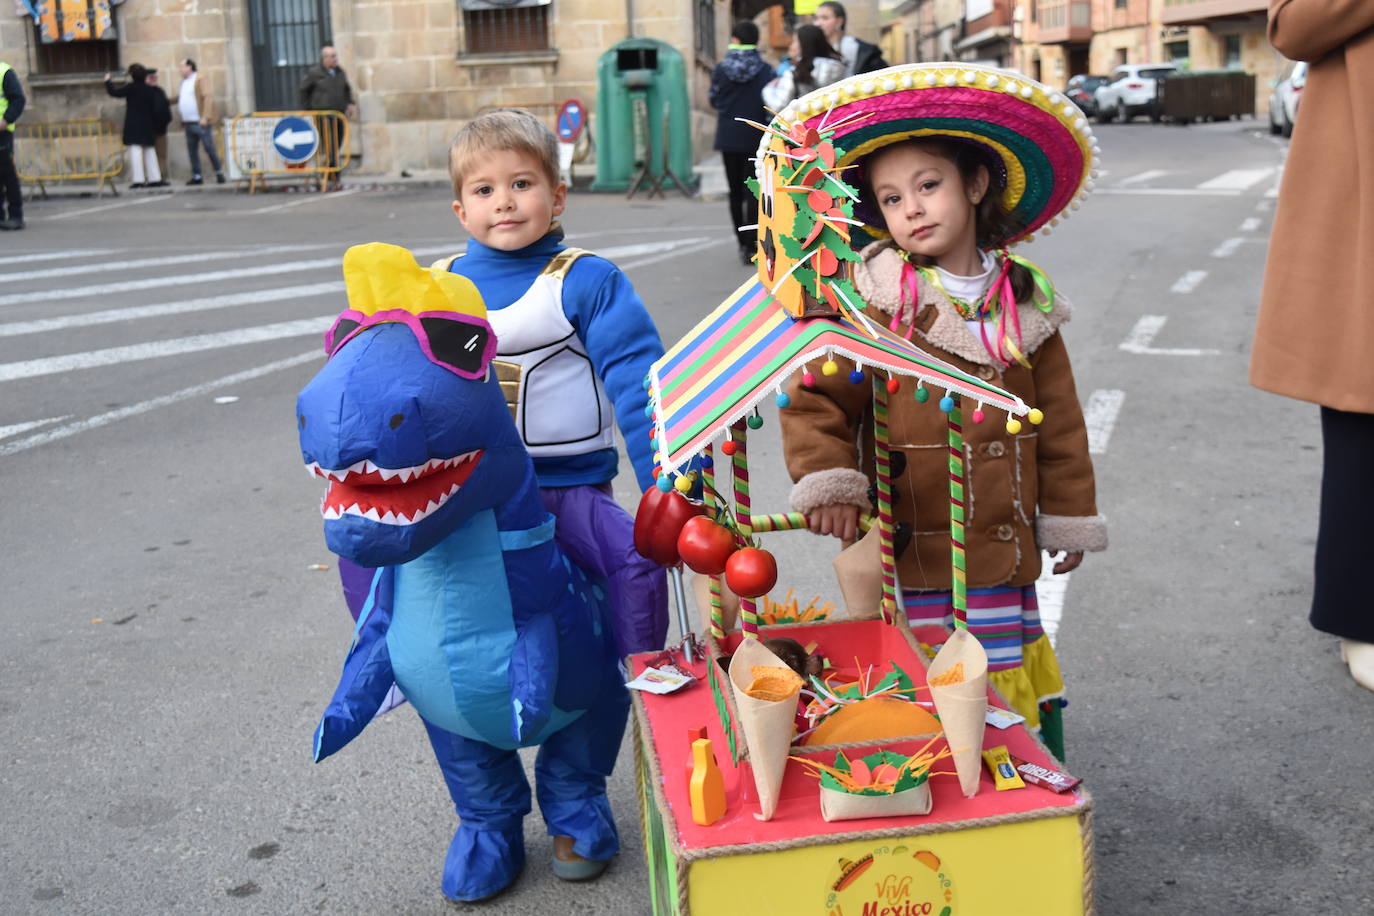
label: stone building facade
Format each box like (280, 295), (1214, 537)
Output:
(0, 0), (884, 181)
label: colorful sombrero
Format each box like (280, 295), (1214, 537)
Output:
(758, 62), (1099, 263)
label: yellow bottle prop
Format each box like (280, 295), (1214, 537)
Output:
(688, 737), (727, 826)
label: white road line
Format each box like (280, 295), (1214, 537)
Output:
(0, 351), (320, 458)
(1211, 237), (1245, 258)
(0, 416), (71, 440)
(1171, 270), (1207, 294)
(0, 249), (118, 266)
(1119, 315), (1220, 356)
(1265, 184), (1281, 198)
(1240, 217), (1262, 232)
(44, 194), (171, 221)
(1084, 389), (1125, 455)
(1115, 169), (1170, 187)
(0, 244), (330, 283)
(1197, 168), (1275, 191)
(1036, 554), (1070, 645)
(245, 187), (363, 214)
(0, 245), (451, 308)
(0, 316), (332, 382)
(0, 282), (345, 337)
(1094, 187), (1241, 197)
(619, 238), (726, 270)
(1255, 199), (1272, 211)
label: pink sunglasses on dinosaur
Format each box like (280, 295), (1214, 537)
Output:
(323, 308), (498, 380)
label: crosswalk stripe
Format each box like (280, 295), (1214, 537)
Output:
(1115, 169), (1170, 187)
(0, 245), (451, 309)
(1084, 389), (1125, 455)
(0, 282), (345, 338)
(0, 416), (71, 440)
(0, 243), (334, 283)
(0, 316), (332, 383)
(1196, 168), (1274, 191)
(1211, 237), (1245, 258)
(0, 351), (320, 458)
(1171, 270), (1207, 294)
(0, 249), (119, 266)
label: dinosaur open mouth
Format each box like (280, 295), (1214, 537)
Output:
(307, 449), (483, 525)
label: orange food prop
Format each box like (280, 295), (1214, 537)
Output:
(798, 695), (941, 746)
(929, 663), (965, 686)
(744, 665), (804, 702)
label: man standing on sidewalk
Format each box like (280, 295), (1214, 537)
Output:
(298, 45), (356, 190)
(0, 59), (26, 230)
(177, 59), (225, 185)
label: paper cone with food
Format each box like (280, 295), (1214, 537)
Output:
(927, 628), (989, 797)
(727, 637), (805, 820)
(831, 524), (884, 620)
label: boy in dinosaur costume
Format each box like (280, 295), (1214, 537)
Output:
(301, 244), (629, 903)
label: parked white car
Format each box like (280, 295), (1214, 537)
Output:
(1268, 60), (1307, 137)
(1094, 63), (1178, 123)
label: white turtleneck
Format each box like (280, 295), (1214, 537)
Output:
(933, 248), (998, 338)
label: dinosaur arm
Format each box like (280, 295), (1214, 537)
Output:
(313, 566), (398, 762)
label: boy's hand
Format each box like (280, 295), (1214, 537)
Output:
(808, 504), (859, 542)
(1048, 550), (1083, 575)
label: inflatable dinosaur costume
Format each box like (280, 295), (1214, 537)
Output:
(298, 243), (629, 902)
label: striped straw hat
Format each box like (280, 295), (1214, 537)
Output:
(755, 62), (1100, 247)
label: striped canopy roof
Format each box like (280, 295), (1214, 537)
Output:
(649, 277), (1028, 474)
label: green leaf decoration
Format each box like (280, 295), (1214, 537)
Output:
(707, 655), (739, 764)
(819, 749), (931, 795)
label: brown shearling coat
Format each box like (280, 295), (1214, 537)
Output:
(780, 241), (1107, 590)
(1251, 1), (1374, 412)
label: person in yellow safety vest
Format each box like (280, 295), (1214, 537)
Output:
(0, 60), (25, 231)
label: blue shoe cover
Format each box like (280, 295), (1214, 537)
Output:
(440, 824), (525, 903)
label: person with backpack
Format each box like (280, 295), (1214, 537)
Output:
(710, 20), (776, 265)
(813, 1), (889, 76)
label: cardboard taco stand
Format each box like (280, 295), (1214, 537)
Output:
(628, 63), (1099, 916)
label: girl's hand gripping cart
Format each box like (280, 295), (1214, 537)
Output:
(625, 63), (1099, 916)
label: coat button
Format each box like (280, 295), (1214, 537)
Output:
(993, 524), (1014, 541)
(975, 365), (996, 381)
(986, 441), (1006, 458)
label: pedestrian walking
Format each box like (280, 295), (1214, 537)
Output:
(1251, 0), (1374, 692)
(104, 64), (172, 189)
(298, 45), (356, 190)
(176, 59), (225, 185)
(0, 59), (25, 230)
(763, 25), (845, 112)
(710, 20), (775, 265)
(813, 1), (889, 77)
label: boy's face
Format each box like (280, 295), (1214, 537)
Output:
(451, 149), (566, 252)
(868, 144), (988, 271)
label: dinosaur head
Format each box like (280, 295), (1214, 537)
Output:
(296, 243), (527, 567)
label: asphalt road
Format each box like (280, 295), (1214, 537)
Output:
(3, 118), (1370, 915)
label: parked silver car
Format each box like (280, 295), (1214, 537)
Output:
(1268, 60), (1307, 137)
(1094, 63), (1177, 123)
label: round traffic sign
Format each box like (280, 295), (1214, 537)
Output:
(272, 116), (319, 163)
(557, 100), (586, 143)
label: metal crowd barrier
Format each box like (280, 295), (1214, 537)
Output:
(14, 118), (124, 198)
(227, 110), (350, 193)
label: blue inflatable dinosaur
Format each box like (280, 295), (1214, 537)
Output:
(298, 243), (629, 902)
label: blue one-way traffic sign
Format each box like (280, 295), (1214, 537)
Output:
(272, 116), (318, 163)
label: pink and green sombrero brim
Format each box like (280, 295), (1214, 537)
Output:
(758, 63), (1100, 244)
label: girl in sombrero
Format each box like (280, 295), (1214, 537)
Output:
(778, 64), (1108, 757)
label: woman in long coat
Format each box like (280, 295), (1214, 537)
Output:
(1251, 0), (1374, 691)
(104, 63), (171, 188)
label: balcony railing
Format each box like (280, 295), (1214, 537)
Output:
(1036, 0), (1091, 44)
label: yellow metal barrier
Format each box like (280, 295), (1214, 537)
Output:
(14, 118), (124, 198)
(227, 110), (350, 193)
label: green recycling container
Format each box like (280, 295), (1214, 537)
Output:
(590, 38), (698, 192)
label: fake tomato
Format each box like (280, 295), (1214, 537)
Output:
(676, 516), (737, 575)
(724, 547), (778, 598)
(633, 486), (706, 567)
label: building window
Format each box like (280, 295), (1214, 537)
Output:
(1166, 39), (1189, 68)
(32, 30), (120, 74)
(30, 0), (120, 77)
(1114, 0), (1126, 7)
(1224, 34), (1241, 69)
(463, 2), (550, 54)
